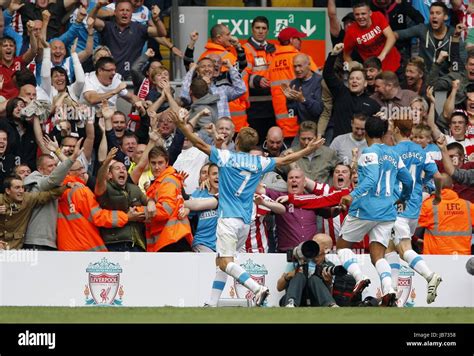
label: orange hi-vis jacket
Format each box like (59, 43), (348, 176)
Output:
(146, 166), (193, 252)
(418, 189), (474, 255)
(57, 176), (128, 251)
(244, 42), (274, 85)
(200, 42), (249, 132)
(268, 45), (318, 138)
(244, 41), (274, 100)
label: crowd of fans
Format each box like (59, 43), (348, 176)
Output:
(0, 0), (472, 259)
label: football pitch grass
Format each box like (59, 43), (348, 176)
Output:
(0, 307), (471, 323)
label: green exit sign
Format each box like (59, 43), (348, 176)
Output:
(208, 9), (326, 41)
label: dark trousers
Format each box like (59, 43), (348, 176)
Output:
(106, 242), (145, 252)
(159, 238), (192, 252)
(280, 272), (335, 307)
(22, 244), (57, 251)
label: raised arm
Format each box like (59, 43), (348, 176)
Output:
(22, 21), (38, 65)
(323, 44), (346, 96)
(97, 117), (108, 163)
(442, 79), (459, 121)
(95, 147), (118, 197)
(436, 136), (455, 176)
(40, 43), (52, 97)
(70, 40), (86, 97)
(426, 86), (443, 140)
(130, 123), (164, 184)
(77, 17), (95, 63)
(131, 50), (153, 90)
(147, 5), (167, 37)
(90, 0), (108, 32)
(170, 109), (211, 156)
(161, 81), (181, 113)
(83, 117), (95, 163)
(274, 138), (325, 167)
(328, 0), (341, 37)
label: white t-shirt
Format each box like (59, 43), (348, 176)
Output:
(173, 147), (209, 195)
(80, 72), (128, 109)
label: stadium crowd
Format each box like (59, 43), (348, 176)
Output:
(0, 0), (472, 305)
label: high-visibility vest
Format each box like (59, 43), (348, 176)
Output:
(57, 176), (128, 251)
(419, 189), (473, 255)
(200, 42), (249, 132)
(146, 166), (193, 252)
(244, 42), (273, 95)
(268, 45), (317, 138)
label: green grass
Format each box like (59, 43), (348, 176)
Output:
(0, 307), (472, 323)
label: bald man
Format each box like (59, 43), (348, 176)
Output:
(18, 84), (37, 103)
(282, 53), (324, 124)
(263, 126), (287, 157)
(277, 233), (339, 307)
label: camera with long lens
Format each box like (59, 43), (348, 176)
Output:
(315, 264), (347, 278)
(286, 240), (320, 265)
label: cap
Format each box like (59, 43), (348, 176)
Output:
(341, 12), (355, 23)
(277, 27), (308, 42)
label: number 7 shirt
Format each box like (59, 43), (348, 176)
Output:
(209, 146), (276, 224)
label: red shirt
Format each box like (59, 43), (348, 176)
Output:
(344, 11), (401, 72)
(0, 57), (24, 99)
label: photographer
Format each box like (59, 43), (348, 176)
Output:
(277, 233), (339, 308)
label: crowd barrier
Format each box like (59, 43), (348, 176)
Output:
(0, 251), (471, 307)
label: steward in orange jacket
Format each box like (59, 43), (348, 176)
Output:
(57, 174), (130, 252)
(419, 187), (474, 255)
(146, 147), (193, 252)
(269, 27), (317, 138)
(243, 16), (277, 141)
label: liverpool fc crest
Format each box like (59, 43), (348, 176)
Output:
(84, 258), (124, 306)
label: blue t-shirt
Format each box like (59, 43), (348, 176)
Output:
(393, 141), (438, 219)
(350, 143), (413, 221)
(209, 146), (276, 224)
(190, 189), (218, 251)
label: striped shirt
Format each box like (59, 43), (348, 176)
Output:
(244, 201), (270, 253)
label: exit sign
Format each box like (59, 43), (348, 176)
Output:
(208, 9), (327, 68)
(208, 9), (326, 40)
